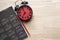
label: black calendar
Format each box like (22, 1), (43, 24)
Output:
(0, 7), (28, 40)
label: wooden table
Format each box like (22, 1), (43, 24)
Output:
(0, 0), (60, 40)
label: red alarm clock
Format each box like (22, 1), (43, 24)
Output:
(15, 1), (33, 21)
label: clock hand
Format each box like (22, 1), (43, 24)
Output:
(22, 8), (26, 15)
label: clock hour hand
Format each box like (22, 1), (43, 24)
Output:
(22, 8), (26, 15)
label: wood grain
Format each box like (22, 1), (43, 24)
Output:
(0, 0), (60, 40)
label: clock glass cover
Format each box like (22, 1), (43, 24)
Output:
(17, 5), (33, 21)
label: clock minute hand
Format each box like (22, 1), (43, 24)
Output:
(22, 8), (26, 15)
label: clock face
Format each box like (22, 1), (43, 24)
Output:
(17, 5), (33, 21)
